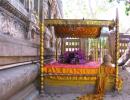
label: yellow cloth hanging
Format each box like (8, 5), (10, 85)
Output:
(77, 65), (123, 100)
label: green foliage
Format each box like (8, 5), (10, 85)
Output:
(125, 1), (130, 15)
(108, 0), (130, 15)
(108, 0), (114, 3)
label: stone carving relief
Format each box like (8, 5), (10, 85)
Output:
(0, 12), (8, 34)
(26, 21), (33, 39)
(0, 11), (26, 39)
(44, 27), (52, 48)
(43, 0), (49, 19)
(43, 0), (57, 19)
(50, 0), (57, 18)
(42, 0), (62, 54)
(49, 26), (56, 50)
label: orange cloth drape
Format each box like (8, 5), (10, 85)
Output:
(44, 65), (115, 81)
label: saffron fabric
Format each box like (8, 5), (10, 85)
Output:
(43, 62), (116, 81)
(43, 63), (122, 93)
(44, 67), (115, 81)
(46, 61), (100, 68)
(44, 78), (97, 86)
(44, 61), (100, 75)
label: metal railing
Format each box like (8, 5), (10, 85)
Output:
(0, 61), (38, 70)
(0, 58), (54, 70)
(88, 33), (130, 62)
(119, 34), (130, 56)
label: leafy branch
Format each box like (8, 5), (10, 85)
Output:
(108, 0), (130, 15)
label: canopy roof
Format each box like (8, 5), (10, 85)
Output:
(44, 19), (115, 38)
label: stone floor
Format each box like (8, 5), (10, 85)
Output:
(35, 68), (130, 100)
(36, 93), (130, 100)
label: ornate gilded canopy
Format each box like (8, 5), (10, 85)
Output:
(54, 26), (101, 38)
(44, 19), (115, 38)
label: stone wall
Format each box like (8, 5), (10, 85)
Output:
(0, 64), (39, 100)
(0, 0), (63, 65)
(0, 0), (63, 99)
(0, 8), (26, 39)
(0, 0), (39, 65)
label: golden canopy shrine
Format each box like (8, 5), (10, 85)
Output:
(45, 19), (115, 38)
(40, 11), (122, 100)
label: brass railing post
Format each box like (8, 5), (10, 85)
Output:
(56, 37), (58, 60)
(61, 38), (63, 55)
(95, 39), (98, 61)
(40, 22), (44, 95)
(39, 0), (44, 95)
(115, 8), (120, 91)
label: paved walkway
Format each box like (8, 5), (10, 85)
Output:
(36, 68), (130, 100)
